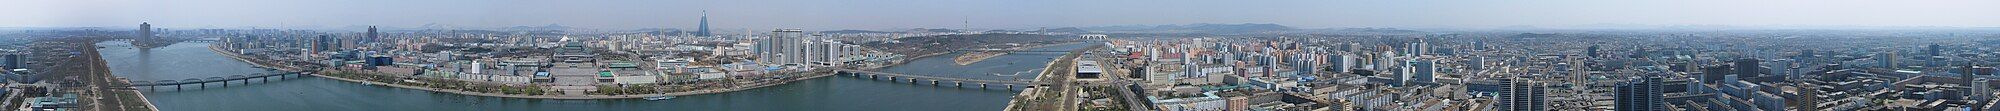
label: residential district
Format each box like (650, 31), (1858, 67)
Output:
(0, 22), (1998, 111)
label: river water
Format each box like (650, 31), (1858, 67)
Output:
(94, 41), (1090, 111)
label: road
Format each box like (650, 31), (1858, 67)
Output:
(1092, 54), (1151, 111)
(1005, 43), (1103, 111)
(54, 38), (156, 111)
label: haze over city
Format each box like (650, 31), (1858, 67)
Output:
(7, 0), (2000, 111)
(7, 0), (2000, 30)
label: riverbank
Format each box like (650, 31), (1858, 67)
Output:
(953, 52), (1008, 65)
(951, 42), (1086, 66)
(207, 45), (850, 99)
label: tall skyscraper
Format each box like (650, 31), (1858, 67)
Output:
(1616, 75), (1666, 111)
(697, 10), (711, 37)
(2, 54), (20, 69)
(1330, 53), (1353, 73)
(366, 26), (378, 44)
(757, 29), (806, 66)
(139, 22), (153, 40)
(754, 35), (774, 64)
(1587, 45), (1600, 57)
(1968, 64), (1982, 98)
(1292, 52), (1320, 76)
(1498, 77), (1547, 111)
(1408, 59), (1435, 83)
(1405, 38), (1427, 56)
(1928, 44), (1941, 56)
(1973, 78), (1992, 111)
(138, 22), (156, 48)
(313, 35), (336, 53)
(1735, 59), (1760, 81)
(1704, 65), (1736, 83)
(1881, 52), (1899, 68)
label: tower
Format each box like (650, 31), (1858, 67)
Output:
(139, 22), (153, 40)
(366, 26), (378, 44)
(697, 10), (711, 37)
(138, 22), (153, 48)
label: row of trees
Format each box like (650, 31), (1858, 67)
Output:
(322, 71), (549, 95)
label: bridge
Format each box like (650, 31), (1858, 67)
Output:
(120, 72), (308, 91)
(833, 69), (1042, 90)
(948, 49), (1072, 52)
(102, 37), (193, 49)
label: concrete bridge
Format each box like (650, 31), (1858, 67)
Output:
(120, 72), (308, 91)
(833, 69), (1041, 90)
(948, 49), (1072, 52)
(102, 37), (193, 49)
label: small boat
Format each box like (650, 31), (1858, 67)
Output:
(644, 96), (676, 101)
(361, 82), (376, 86)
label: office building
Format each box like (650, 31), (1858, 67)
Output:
(313, 35), (337, 53)
(1881, 52), (1898, 68)
(2, 54), (19, 69)
(1702, 66), (1730, 84)
(1404, 58), (1435, 84)
(1498, 77), (1546, 111)
(366, 25), (376, 44)
(1616, 75), (1665, 111)
(1735, 59), (1760, 81)
(1587, 45), (1600, 57)
(139, 22), (153, 40)
(555, 40), (595, 63)
(1928, 44), (1941, 56)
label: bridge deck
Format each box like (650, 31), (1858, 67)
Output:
(125, 72), (300, 86)
(948, 49), (1072, 52)
(835, 69), (1035, 85)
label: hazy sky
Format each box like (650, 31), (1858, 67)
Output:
(6, 0), (1998, 30)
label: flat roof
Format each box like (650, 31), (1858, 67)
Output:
(1078, 66), (1104, 73)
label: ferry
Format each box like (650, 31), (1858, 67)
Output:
(644, 96), (676, 101)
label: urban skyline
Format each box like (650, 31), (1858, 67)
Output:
(6, 1), (2000, 111)
(8, 0), (2000, 30)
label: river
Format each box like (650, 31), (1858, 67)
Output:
(94, 41), (1092, 111)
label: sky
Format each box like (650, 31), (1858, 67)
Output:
(5, 0), (1999, 30)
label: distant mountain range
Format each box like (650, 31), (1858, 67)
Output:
(286, 23), (1429, 35)
(501, 24), (575, 31)
(820, 30), (893, 34)
(1079, 23), (1295, 34)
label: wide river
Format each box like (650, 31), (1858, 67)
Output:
(94, 41), (1092, 111)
